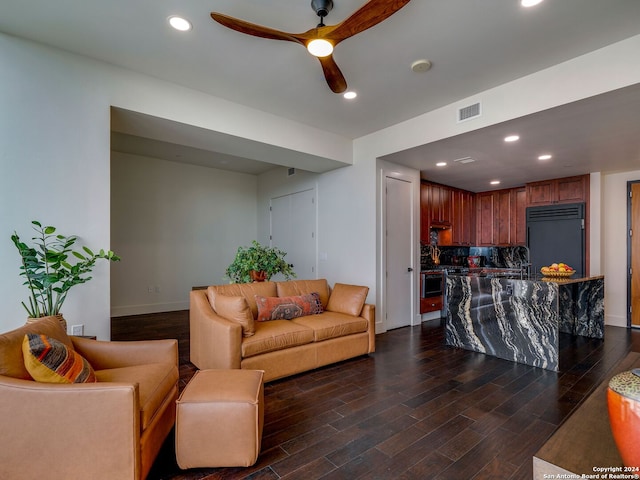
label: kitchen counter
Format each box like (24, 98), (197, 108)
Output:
(444, 275), (604, 371)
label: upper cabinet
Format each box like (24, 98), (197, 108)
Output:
(452, 189), (475, 246)
(421, 182), (474, 246)
(475, 187), (526, 246)
(426, 183), (452, 227)
(420, 175), (587, 248)
(526, 175), (589, 207)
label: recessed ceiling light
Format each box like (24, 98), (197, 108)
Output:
(436, 162), (447, 167)
(521, 0), (544, 7)
(538, 154), (552, 160)
(168, 16), (192, 32)
(343, 91), (357, 100)
(504, 135), (520, 142)
(490, 180), (501, 185)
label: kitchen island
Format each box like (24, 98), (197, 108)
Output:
(444, 274), (604, 371)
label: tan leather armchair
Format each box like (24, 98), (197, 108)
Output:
(0, 316), (179, 480)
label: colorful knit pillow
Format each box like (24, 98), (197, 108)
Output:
(22, 333), (97, 384)
(255, 292), (324, 322)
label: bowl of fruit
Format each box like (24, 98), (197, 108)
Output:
(540, 263), (575, 278)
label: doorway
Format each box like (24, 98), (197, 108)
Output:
(384, 175), (414, 330)
(629, 181), (640, 327)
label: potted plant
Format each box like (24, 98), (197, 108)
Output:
(11, 221), (120, 327)
(225, 240), (296, 283)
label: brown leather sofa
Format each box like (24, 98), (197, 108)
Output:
(0, 316), (179, 480)
(190, 279), (375, 382)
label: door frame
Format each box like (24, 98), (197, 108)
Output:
(379, 168), (420, 332)
(628, 180), (640, 328)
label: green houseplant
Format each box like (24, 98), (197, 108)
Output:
(225, 240), (296, 283)
(11, 220), (120, 320)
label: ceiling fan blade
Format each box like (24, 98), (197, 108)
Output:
(317, 55), (348, 93)
(328, 0), (412, 45)
(211, 12), (304, 46)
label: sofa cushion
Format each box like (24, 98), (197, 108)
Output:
(255, 293), (323, 322)
(326, 283), (369, 317)
(95, 362), (179, 431)
(0, 316), (73, 380)
(292, 311), (369, 342)
(241, 320), (314, 358)
(208, 282), (277, 320)
(276, 279), (331, 309)
(22, 333), (97, 384)
(209, 292), (255, 337)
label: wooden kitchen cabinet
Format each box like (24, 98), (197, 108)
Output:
(452, 189), (475, 245)
(526, 174), (589, 206)
(420, 183), (430, 243)
(476, 187), (526, 246)
(421, 182), (473, 246)
(476, 191), (496, 245)
(421, 295), (443, 313)
(427, 183), (452, 226)
(513, 187), (527, 245)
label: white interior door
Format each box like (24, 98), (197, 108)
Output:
(270, 189), (316, 280)
(385, 176), (413, 330)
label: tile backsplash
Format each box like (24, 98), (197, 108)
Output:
(421, 245), (530, 270)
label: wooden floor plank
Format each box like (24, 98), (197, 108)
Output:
(111, 313), (640, 480)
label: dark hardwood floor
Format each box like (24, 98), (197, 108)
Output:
(111, 311), (640, 480)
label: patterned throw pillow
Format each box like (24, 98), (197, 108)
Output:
(255, 292), (324, 322)
(22, 333), (97, 384)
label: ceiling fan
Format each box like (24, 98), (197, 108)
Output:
(210, 0), (412, 94)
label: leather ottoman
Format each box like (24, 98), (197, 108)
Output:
(175, 369), (264, 468)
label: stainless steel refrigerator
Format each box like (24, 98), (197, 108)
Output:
(526, 203), (586, 278)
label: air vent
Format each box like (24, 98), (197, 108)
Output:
(453, 156), (475, 164)
(287, 167), (296, 176)
(526, 203), (585, 222)
(457, 102), (481, 123)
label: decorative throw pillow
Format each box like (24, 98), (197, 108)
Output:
(22, 333), (97, 384)
(326, 283), (369, 317)
(213, 294), (256, 337)
(255, 293), (324, 322)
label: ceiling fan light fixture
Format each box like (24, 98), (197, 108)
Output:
(307, 39), (334, 57)
(343, 91), (357, 100)
(168, 16), (192, 32)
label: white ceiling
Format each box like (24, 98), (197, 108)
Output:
(2, 0), (640, 190)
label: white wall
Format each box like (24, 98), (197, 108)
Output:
(2, 31), (640, 339)
(602, 169), (640, 327)
(356, 34), (640, 330)
(0, 33), (352, 339)
(257, 163), (378, 302)
(111, 152), (258, 315)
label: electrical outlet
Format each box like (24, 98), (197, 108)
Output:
(71, 324), (84, 336)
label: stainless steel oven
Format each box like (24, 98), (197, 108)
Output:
(421, 271), (444, 298)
